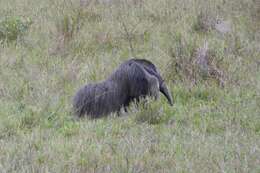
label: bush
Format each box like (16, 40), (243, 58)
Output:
(132, 99), (168, 125)
(0, 16), (32, 43)
(193, 10), (217, 32)
(166, 34), (226, 87)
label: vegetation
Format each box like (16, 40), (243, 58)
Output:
(0, 0), (259, 172)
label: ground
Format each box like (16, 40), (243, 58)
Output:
(0, 0), (259, 172)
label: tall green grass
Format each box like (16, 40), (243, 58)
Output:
(0, 0), (259, 172)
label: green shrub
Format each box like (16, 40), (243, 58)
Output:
(0, 16), (32, 42)
(133, 99), (169, 125)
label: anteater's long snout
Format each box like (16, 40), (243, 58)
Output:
(160, 82), (173, 106)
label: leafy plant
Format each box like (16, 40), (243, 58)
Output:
(0, 16), (32, 42)
(133, 99), (168, 125)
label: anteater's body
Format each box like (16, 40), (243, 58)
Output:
(73, 58), (173, 118)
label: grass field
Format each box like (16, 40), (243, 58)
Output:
(0, 0), (259, 172)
